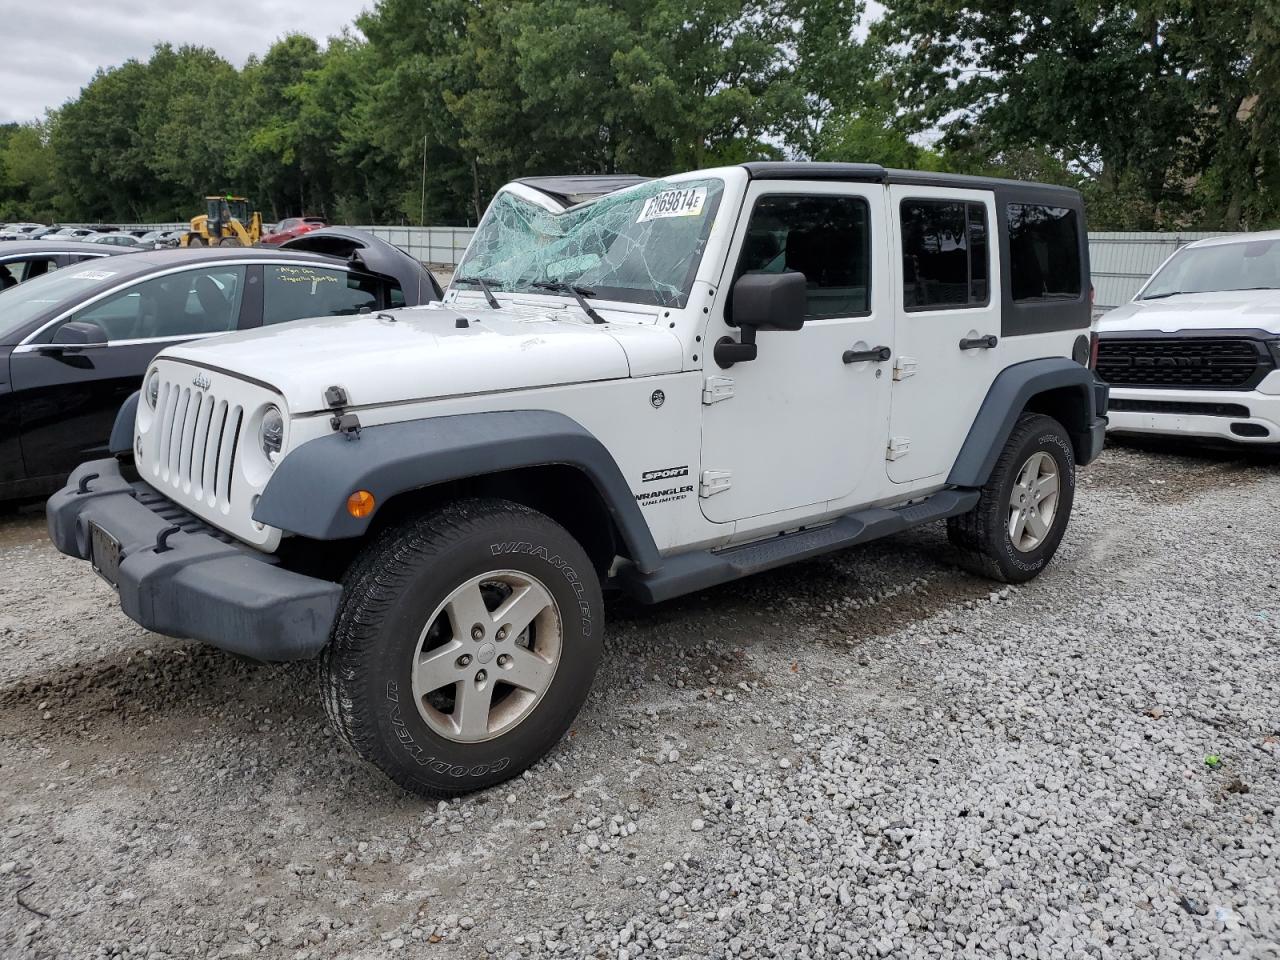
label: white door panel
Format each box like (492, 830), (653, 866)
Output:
(699, 181), (894, 523)
(888, 186), (1002, 483)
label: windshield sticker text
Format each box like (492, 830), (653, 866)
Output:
(69, 270), (117, 281)
(637, 188), (707, 223)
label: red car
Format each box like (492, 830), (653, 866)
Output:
(260, 217), (327, 245)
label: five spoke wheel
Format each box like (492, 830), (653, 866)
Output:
(411, 570), (562, 743)
(1007, 450), (1060, 552)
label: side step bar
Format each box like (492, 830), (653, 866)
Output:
(619, 489), (979, 604)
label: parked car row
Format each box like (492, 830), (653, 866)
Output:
(1, 227), (441, 500)
(3, 219), (326, 247)
(0, 222), (186, 247)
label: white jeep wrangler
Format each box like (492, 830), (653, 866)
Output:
(49, 163), (1108, 797)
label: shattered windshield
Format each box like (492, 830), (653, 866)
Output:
(455, 178), (725, 309)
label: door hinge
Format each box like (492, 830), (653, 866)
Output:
(886, 437), (911, 461)
(702, 376), (735, 404)
(893, 356), (918, 381)
(699, 469), (733, 498)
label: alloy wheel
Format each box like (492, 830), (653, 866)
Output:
(410, 570), (562, 743)
(1007, 451), (1060, 551)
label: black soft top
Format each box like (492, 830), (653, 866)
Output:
(742, 162), (1082, 203)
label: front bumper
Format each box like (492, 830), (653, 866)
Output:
(47, 460), (341, 661)
(1106, 384), (1280, 446)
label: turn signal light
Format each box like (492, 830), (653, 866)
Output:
(347, 490), (376, 518)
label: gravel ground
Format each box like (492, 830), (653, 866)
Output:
(1, 440), (1278, 960)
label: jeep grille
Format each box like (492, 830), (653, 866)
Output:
(146, 377), (244, 511)
(1095, 336), (1274, 390)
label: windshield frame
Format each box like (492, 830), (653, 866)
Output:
(453, 175), (727, 310)
(1139, 236), (1280, 301)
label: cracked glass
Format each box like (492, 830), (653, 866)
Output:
(455, 178), (725, 309)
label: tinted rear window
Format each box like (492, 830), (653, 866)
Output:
(1007, 204), (1082, 301)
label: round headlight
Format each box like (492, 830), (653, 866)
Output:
(145, 370), (160, 409)
(259, 405), (284, 462)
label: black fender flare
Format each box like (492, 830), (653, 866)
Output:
(253, 410), (662, 574)
(948, 358), (1107, 488)
(109, 391), (140, 456)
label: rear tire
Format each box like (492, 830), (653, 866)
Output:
(187, 235), (206, 247)
(947, 413), (1076, 583)
(320, 498), (603, 798)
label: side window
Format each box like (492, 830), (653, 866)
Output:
(65, 266), (246, 341)
(388, 285), (406, 308)
(900, 199), (989, 310)
(262, 265), (380, 326)
(1007, 203), (1082, 301)
(3, 257), (58, 284)
(734, 194), (871, 318)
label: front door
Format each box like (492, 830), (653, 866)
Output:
(699, 181), (894, 524)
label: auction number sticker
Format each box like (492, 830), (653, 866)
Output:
(637, 187), (707, 222)
(70, 269), (117, 281)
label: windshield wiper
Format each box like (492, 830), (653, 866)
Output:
(1142, 290), (1192, 300)
(532, 281), (606, 324)
(454, 276), (502, 310)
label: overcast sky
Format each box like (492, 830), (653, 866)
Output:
(2, 0), (367, 125)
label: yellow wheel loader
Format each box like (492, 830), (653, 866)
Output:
(181, 196), (263, 247)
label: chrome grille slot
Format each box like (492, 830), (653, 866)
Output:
(200, 399), (227, 505)
(215, 406), (243, 508)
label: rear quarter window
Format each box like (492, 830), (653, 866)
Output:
(1007, 204), (1082, 301)
(262, 265), (380, 325)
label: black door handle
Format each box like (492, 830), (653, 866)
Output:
(959, 335), (998, 350)
(842, 345), (891, 364)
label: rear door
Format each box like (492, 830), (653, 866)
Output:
(887, 186), (1003, 483)
(12, 264), (251, 480)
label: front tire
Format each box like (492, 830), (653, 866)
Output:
(320, 498), (603, 798)
(947, 413), (1076, 583)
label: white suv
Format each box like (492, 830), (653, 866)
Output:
(49, 163), (1108, 797)
(1097, 231), (1280, 447)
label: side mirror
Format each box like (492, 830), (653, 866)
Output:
(732, 271), (808, 331)
(715, 271), (808, 368)
(52, 320), (109, 346)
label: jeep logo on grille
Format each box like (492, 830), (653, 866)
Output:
(192, 373), (211, 390)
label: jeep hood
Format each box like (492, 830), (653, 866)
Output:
(1099, 289), (1280, 335)
(160, 304), (681, 413)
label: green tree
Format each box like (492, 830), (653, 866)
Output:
(236, 34), (326, 219)
(0, 121), (62, 220)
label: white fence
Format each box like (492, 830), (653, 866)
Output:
(62, 221), (1236, 305)
(355, 226), (475, 266)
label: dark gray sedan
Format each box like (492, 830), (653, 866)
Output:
(0, 229), (441, 500)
